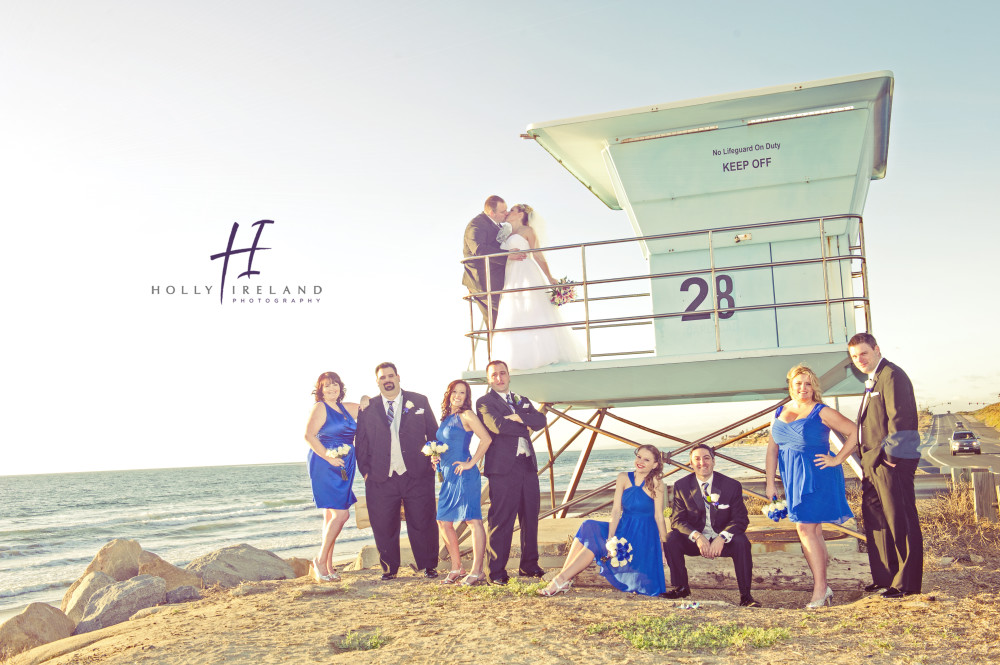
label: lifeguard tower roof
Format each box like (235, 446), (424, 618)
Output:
(526, 71), (892, 211)
(464, 72), (893, 407)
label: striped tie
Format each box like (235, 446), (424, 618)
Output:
(387, 400), (395, 426)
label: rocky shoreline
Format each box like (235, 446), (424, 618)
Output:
(0, 539), (312, 660)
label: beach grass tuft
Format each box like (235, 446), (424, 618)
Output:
(331, 628), (388, 652)
(586, 614), (789, 652)
(431, 577), (548, 599)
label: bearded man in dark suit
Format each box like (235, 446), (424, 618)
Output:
(848, 332), (922, 599)
(662, 444), (759, 607)
(354, 362), (440, 581)
(462, 195), (511, 328)
(475, 359), (548, 584)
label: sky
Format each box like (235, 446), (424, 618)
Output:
(1, 0), (998, 477)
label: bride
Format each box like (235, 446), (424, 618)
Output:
(491, 204), (585, 370)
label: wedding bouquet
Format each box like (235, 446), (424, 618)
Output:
(422, 441), (449, 482)
(327, 444), (352, 480)
(548, 277), (576, 306)
(761, 496), (788, 522)
(604, 536), (633, 568)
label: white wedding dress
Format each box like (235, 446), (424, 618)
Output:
(491, 231), (585, 370)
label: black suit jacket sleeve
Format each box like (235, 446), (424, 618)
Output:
(879, 363), (920, 462)
(354, 402), (374, 479)
(477, 392), (545, 437)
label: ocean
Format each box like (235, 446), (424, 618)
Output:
(0, 446), (765, 620)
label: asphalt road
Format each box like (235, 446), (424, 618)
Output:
(921, 412), (1000, 474)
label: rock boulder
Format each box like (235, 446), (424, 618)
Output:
(166, 585), (202, 604)
(63, 570), (115, 625)
(184, 544), (294, 589)
(60, 539), (142, 611)
(73, 574), (166, 635)
(284, 556), (312, 578)
(0, 603), (75, 658)
(139, 550), (203, 591)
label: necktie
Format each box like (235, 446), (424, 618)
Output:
(506, 393), (515, 410)
(387, 400), (395, 426)
(702, 482), (710, 501)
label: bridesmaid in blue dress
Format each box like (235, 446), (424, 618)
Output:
(433, 380), (493, 585)
(538, 444), (667, 597)
(765, 363), (859, 608)
(304, 371), (363, 582)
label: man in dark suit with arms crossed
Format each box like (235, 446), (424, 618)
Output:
(848, 332), (922, 598)
(476, 359), (547, 584)
(354, 362), (440, 580)
(662, 444), (760, 607)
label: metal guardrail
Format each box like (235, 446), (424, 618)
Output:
(462, 214), (870, 371)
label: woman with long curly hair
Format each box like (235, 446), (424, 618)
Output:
(538, 444), (667, 597)
(433, 379), (493, 585)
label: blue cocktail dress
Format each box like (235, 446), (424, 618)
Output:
(435, 413), (482, 521)
(575, 472), (666, 596)
(307, 402), (357, 510)
(772, 403), (853, 524)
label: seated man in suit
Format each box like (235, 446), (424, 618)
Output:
(662, 444), (760, 607)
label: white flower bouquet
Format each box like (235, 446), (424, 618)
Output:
(327, 444), (352, 480)
(604, 536), (634, 568)
(548, 277), (576, 306)
(761, 497), (789, 522)
(422, 441), (449, 482)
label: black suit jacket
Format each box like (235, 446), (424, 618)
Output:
(857, 360), (920, 466)
(354, 391), (439, 482)
(462, 213), (506, 295)
(670, 473), (749, 539)
(476, 389), (547, 476)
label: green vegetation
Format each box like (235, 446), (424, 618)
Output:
(331, 628), (388, 652)
(586, 614), (789, 652)
(431, 577), (547, 599)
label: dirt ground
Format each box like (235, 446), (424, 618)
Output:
(9, 550), (999, 665)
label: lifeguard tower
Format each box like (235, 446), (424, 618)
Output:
(455, 72), (894, 591)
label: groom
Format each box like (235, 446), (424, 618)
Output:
(462, 195), (514, 328)
(476, 359), (547, 584)
(354, 362), (440, 580)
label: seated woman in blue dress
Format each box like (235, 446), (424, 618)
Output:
(433, 380), (493, 585)
(765, 363), (859, 608)
(538, 444), (667, 597)
(304, 371), (366, 582)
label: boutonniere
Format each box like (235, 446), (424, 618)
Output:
(703, 491), (727, 509)
(403, 400), (415, 415)
(496, 221), (513, 244)
(864, 378), (875, 391)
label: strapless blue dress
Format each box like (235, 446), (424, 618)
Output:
(307, 402), (357, 510)
(772, 403), (853, 524)
(575, 472), (665, 596)
(435, 413), (482, 522)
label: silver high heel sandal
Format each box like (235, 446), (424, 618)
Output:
(537, 577), (573, 597)
(805, 586), (833, 609)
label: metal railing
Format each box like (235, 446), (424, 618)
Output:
(461, 214), (870, 371)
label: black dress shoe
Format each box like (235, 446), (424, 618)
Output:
(864, 582), (888, 593)
(660, 586), (691, 599)
(518, 567), (545, 578)
(881, 587), (914, 599)
(423, 569), (439, 579)
(739, 596), (762, 607)
(490, 575), (509, 585)
(380, 572), (397, 581)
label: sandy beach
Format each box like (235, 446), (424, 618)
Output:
(8, 549), (999, 665)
